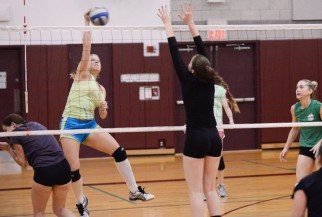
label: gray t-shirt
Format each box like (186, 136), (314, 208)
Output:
(9, 122), (65, 168)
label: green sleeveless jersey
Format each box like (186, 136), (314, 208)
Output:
(62, 75), (104, 120)
(295, 100), (322, 148)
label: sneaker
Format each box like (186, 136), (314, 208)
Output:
(217, 184), (228, 197)
(76, 196), (90, 217)
(129, 186), (155, 201)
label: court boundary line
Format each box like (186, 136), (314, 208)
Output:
(222, 195), (291, 216)
(0, 172), (295, 192)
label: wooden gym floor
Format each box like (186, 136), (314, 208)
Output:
(0, 149), (299, 217)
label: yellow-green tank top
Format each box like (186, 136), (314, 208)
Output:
(62, 75), (104, 120)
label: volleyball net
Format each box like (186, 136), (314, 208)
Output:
(0, 24), (322, 149)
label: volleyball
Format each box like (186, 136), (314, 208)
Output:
(89, 6), (109, 26)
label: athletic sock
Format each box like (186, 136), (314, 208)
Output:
(115, 159), (138, 193)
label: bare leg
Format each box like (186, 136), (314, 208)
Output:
(85, 132), (138, 192)
(183, 155), (205, 217)
(217, 162), (224, 185)
(60, 138), (84, 204)
(52, 182), (75, 217)
(31, 181), (51, 217)
(204, 156), (221, 216)
(296, 155), (314, 183)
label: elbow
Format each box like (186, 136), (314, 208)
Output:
(99, 111), (108, 120)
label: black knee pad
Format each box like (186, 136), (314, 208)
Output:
(112, 146), (127, 162)
(71, 169), (81, 182)
(218, 156), (225, 171)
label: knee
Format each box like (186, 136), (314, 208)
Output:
(71, 169), (81, 182)
(112, 146), (127, 162)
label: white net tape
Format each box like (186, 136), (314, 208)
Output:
(1, 24), (322, 46)
(1, 122), (322, 137)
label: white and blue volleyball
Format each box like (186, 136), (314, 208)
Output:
(89, 7), (109, 26)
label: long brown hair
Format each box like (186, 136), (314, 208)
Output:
(213, 73), (240, 113)
(191, 54), (240, 113)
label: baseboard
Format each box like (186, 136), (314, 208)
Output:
(127, 148), (175, 156)
(262, 142), (299, 150)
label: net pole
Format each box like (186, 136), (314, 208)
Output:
(23, 0), (28, 114)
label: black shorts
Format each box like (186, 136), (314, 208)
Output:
(34, 159), (71, 187)
(184, 127), (222, 158)
(299, 146), (315, 160)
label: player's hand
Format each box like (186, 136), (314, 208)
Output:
(310, 141), (321, 157)
(99, 100), (108, 111)
(84, 9), (91, 24)
(280, 148), (288, 162)
(0, 142), (10, 151)
(157, 5), (171, 25)
(178, 3), (193, 24)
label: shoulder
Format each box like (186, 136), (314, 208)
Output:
(28, 122), (47, 130)
(312, 100), (322, 106)
(98, 83), (106, 92)
(293, 102), (300, 110)
(291, 104), (297, 114)
(215, 85), (226, 95)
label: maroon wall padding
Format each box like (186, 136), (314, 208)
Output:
(112, 43), (175, 150)
(27, 46), (49, 126)
(259, 40), (322, 143)
(46, 46), (69, 130)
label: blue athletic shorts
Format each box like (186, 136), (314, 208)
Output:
(59, 117), (99, 143)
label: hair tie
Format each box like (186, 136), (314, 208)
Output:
(227, 88), (231, 94)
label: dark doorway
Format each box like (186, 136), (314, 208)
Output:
(174, 42), (259, 153)
(214, 43), (259, 150)
(0, 48), (22, 142)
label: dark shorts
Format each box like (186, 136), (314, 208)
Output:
(184, 127), (222, 158)
(299, 146), (315, 160)
(34, 159), (71, 187)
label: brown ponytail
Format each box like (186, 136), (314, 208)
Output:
(191, 54), (240, 113)
(213, 73), (240, 113)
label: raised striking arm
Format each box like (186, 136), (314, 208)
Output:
(76, 9), (92, 80)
